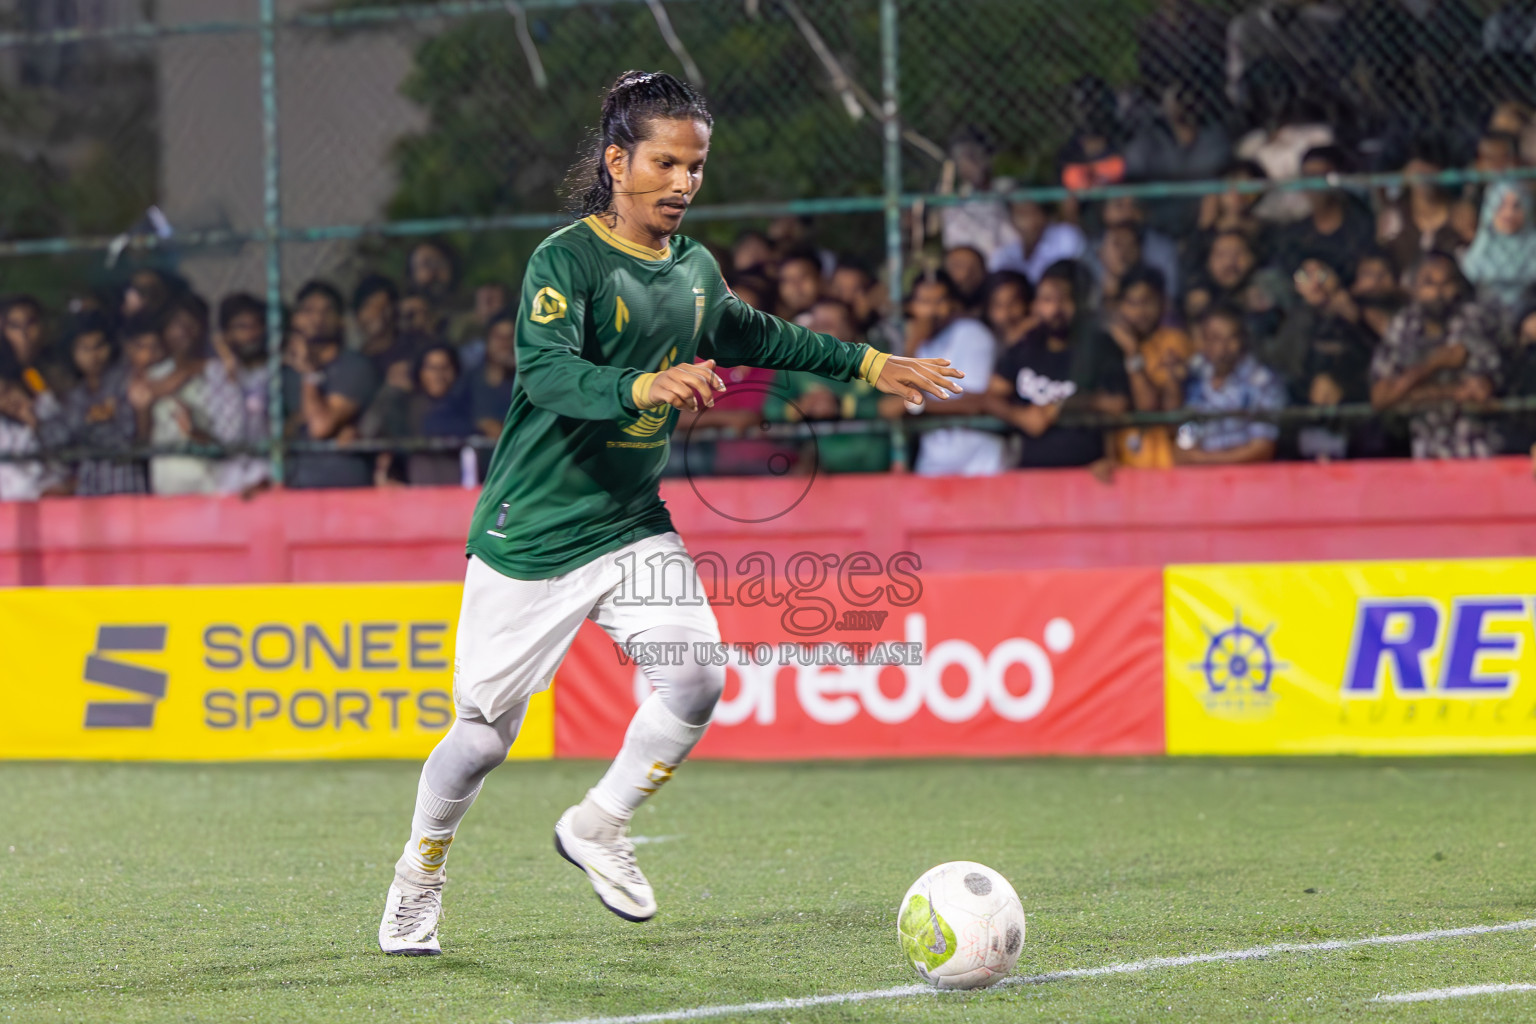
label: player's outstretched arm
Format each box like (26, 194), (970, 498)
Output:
(870, 355), (965, 404)
(702, 283), (888, 384)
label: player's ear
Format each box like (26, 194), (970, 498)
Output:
(604, 143), (629, 186)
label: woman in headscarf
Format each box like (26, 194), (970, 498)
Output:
(1461, 182), (1536, 320)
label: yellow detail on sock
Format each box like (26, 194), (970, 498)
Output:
(636, 759), (676, 796)
(412, 834), (454, 873)
(859, 348), (891, 385)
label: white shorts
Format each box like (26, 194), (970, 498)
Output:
(453, 531), (721, 721)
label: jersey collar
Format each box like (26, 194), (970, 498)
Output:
(583, 215), (672, 262)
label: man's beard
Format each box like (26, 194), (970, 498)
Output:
(1421, 298), (1452, 322)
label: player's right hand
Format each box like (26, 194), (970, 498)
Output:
(644, 359), (726, 412)
(872, 355), (965, 405)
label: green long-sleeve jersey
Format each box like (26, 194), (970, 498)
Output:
(466, 215), (888, 580)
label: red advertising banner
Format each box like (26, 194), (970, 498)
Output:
(555, 565), (1164, 759)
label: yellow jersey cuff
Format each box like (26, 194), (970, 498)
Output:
(631, 372), (661, 411)
(859, 349), (890, 386)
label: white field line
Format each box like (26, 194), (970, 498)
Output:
(1374, 983), (1536, 1004)
(630, 835), (684, 846)
(520, 918), (1536, 1024)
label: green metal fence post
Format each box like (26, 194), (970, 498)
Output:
(880, 0), (902, 342)
(879, 0), (903, 471)
(259, 0), (285, 487)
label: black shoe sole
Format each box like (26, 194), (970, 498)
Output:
(554, 829), (654, 923)
(380, 946), (442, 956)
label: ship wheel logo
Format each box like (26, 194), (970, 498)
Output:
(1195, 611), (1286, 696)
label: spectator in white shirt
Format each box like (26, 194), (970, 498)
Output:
(941, 131), (1018, 260)
(0, 376), (65, 500)
(880, 270), (1005, 477)
(988, 200), (1087, 283)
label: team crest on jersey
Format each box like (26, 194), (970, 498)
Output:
(691, 287), (706, 341)
(530, 287), (568, 324)
(622, 346), (678, 439)
(615, 295), (630, 333)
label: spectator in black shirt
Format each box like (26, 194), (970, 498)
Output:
(353, 274), (428, 388)
(1184, 230), (1287, 344)
(1350, 248), (1405, 336)
(983, 271), (1035, 351)
(1500, 298), (1536, 456)
(1264, 253), (1375, 400)
(1274, 146), (1377, 280)
(292, 280), (345, 343)
(986, 264), (1129, 468)
(284, 331), (379, 488)
(1303, 262), (1374, 407)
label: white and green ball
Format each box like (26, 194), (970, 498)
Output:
(897, 861), (1025, 990)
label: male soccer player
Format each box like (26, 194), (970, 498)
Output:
(379, 70), (963, 954)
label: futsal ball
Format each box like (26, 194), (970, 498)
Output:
(897, 861), (1025, 990)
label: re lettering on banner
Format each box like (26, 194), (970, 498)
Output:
(1166, 559), (1536, 755)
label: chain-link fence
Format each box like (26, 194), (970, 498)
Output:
(2, 0), (1536, 491)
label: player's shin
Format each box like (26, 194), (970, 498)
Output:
(397, 700), (527, 884)
(578, 639), (723, 834)
(579, 693), (709, 833)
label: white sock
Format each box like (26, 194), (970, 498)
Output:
(398, 774), (482, 883)
(584, 693), (707, 826)
(392, 701), (526, 885)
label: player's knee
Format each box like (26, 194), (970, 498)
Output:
(450, 719), (514, 774)
(663, 658), (725, 726)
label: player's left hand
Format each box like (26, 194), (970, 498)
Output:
(645, 359), (727, 412)
(872, 355), (964, 405)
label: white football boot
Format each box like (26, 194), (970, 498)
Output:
(554, 805), (657, 922)
(378, 873), (444, 955)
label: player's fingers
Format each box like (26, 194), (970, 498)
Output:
(916, 364), (965, 394)
(685, 371), (717, 408)
(913, 357), (964, 379)
(693, 358), (726, 391)
(670, 369), (714, 409)
(678, 361), (725, 394)
(906, 370), (957, 401)
(655, 379), (699, 412)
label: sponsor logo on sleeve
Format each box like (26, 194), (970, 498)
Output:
(530, 287), (568, 324)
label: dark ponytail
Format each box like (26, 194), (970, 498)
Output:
(566, 70), (713, 217)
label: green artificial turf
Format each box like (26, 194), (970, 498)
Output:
(2, 758), (1535, 1023)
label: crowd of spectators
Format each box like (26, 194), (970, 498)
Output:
(10, 0), (1536, 495)
(0, 239), (520, 499)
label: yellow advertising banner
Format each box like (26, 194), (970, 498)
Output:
(0, 583), (552, 760)
(1167, 559), (1536, 755)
